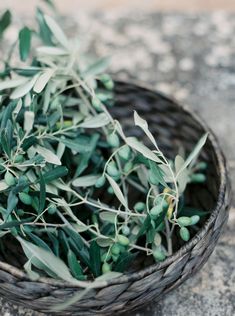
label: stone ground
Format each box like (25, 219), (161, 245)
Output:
(0, 10), (235, 316)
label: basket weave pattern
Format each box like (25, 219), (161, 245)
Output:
(0, 81), (231, 315)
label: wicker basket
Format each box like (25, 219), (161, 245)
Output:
(0, 81), (231, 315)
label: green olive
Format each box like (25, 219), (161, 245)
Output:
(190, 173), (206, 183)
(117, 234), (130, 246)
(107, 162), (120, 178)
(150, 205), (163, 217)
(190, 215), (200, 225)
(180, 227), (190, 241)
(19, 192), (32, 205)
(95, 176), (106, 188)
(107, 186), (114, 194)
(122, 225), (130, 236)
(48, 204), (57, 215)
(118, 146), (131, 160)
(107, 133), (120, 148)
(111, 244), (121, 256)
(177, 216), (192, 227)
(4, 171), (16, 186)
(92, 97), (102, 110)
(124, 161), (133, 173)
(102, 262), (111, 274)
(153, 249), (166, 262)
(134, 202), (145, 212)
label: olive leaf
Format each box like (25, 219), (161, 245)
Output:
(36, 46), (68, 56)
(35, 145), (61, 165)
(0, 10), (11, 38)
(99, 211), (117, 223)
(67, 250), (85, 280)
(106, 174), (128, 210)
(176, 133), (208, 177)
(43, 166), (68, 183)
(0, 77), (29, 91)
(33, 68), (55, 93)
(89, 240), (101, 277)
(44, 15), (70, 49)
(72, 175), (101, 187)
(83, 57), (111, 77)
(175, 155), (189, 194)
(79, 113), (110, 128)
(19, 27), (32, 62)
(126, 137), (162, 164)
(17, 237), (76, 282)
(24, 111), (35, 132)
(10, 74), (40, 99)
(36, 8), (53, 45)
(134, 111), (159, 149)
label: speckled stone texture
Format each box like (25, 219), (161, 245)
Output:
(1, 10), (235, 316)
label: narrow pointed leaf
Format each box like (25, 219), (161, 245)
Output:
(106, 174), (128, 209)
(0, 77), (28, 91)
(0, 10), (12, 38)
(33, 68), (55, 93)
(177, 133), (208, 176)
(19, 27), (32, 61)
(10, 75), (39, 99)
(17, 237), (75, 282)
(126, 137), (162, 164)
(44, 15), (69, 49)
(79, 113), (110, 128)
(89, 241), (101, 277)
(72, 174), (101, 188)
(35, 145), (61, 165)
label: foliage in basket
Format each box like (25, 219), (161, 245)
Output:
(0, 8), (208, 288)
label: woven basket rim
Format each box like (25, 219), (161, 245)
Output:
(0, 80), (228, 288)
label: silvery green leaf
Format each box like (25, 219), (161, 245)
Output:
(24, 111), (34, 132)
(33, 68), (55, 93)
(115, 120), (126, 140)
(10, 75), (39, 99)
(17, 237), (74, 282)
(175, 155), (189, 194)
(134, 111), (158, 149)
(79, 113), (110, 128)
(72, 174), (101, 187)
(46, 183), (58, 195)
(0, 77), (28, 91)
(24, 260), (40, 280)
(159, 164), (174, 182)
(56, 142), (66, 159)
(126, 137), (162, 164)
(177, 133), (208, 176)
(44, 15), (70, 49)
(95, 271), (122, 281)
(24, 92), (31, 107)
(36, 46), (68, 56)
(35, 145), (61, 165)
(106, 175), (128, 210)
(136, 167), (149, 188)
(0, 180), (8, 192)
(72, 223), (89, 233)
(99, 211), (117, 223)
(96, 237), (113, 247)
(83, 57), (110, 77)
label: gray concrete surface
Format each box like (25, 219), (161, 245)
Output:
(0, 10), (235, 316)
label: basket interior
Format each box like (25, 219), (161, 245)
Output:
(0, 82), (221, 273)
